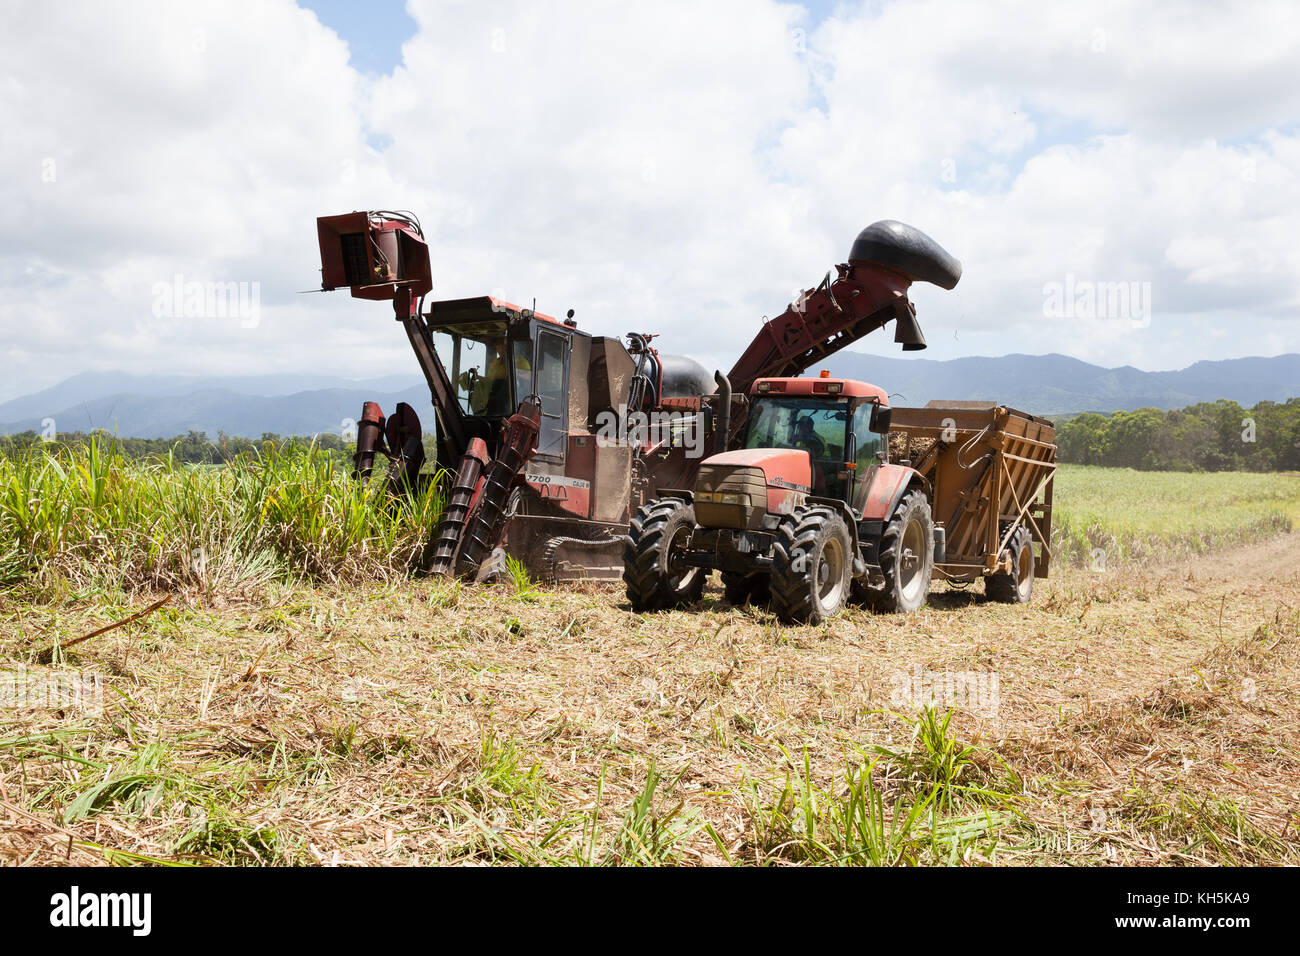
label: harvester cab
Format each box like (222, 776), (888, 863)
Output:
(315, 209), (722, 583)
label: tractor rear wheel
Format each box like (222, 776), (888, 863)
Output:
(623, 498), (705, 611)
(985, 525), (1035, 603)
(870, 490), (934, 613)
(770, 506), (853, 624)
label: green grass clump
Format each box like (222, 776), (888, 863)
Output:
(0, 436), (445, 592)
(1118, 786), (1295, 865)
(744, 711), (1019, 866)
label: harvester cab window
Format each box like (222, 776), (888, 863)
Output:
(511, 339), (533, 405)
(437, 327), (514, 417)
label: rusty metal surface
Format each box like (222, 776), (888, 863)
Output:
(382, 401), (425, 496)
(427, 438), (491, 577)
(317, 211), (432, 301)
(352, 401), (386, 480)
(456, 400), (542, 577)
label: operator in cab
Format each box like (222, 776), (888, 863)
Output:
(792, 416), (826, 458)
(462, 338), (524, 416)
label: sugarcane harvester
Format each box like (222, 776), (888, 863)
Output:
(316, 209), (719, 582)
(314, 211), (1010, 588)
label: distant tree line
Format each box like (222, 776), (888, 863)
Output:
(8, 399), (1295, 474)
(0, 429), (352, 464)
(1056, 398), (1300, 471)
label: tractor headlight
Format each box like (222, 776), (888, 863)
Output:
(698, 491), (747, 505)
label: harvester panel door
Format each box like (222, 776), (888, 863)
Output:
(534, 329), (569, 463)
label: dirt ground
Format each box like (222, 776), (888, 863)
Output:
(2, 531), (1297, 865)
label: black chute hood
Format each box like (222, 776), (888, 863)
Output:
(849, 220), (962, 290)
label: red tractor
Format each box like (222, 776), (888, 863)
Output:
(625, 371), (935, 622)
(623, 373), (1057, 623)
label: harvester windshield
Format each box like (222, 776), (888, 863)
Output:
(432, 323), (519, 417)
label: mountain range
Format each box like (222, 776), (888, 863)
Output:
(820, 352), (1300, 417)
(0, 371), (438, 442)
(2, 353), (1297, 439)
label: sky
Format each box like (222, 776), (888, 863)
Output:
(1, 0), (1297, 401)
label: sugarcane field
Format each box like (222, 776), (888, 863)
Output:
(1, 0), (1296, 936)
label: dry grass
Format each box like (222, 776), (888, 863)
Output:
(2, 527), (1296, 866)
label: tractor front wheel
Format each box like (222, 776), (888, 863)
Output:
(623, 498), (705, 611)
(870, 490), (934, 613)
(771, 506), (853, 624)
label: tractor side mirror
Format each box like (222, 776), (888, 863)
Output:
(870, 403), (892, 434)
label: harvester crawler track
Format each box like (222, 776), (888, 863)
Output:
(538, 534), (626, 584)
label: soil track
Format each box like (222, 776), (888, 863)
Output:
(2, 532), (1297, 864)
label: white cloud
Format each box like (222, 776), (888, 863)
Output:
(0, 0), (1297, 402)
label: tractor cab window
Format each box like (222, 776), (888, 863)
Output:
(851, 400), (884, 472)
(744, 397), (849, 497)
(848, 399), (886, 510)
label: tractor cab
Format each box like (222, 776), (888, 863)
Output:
(741, 373), (892, 508)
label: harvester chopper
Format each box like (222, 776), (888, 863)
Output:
(312, 210), (1054, 603)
